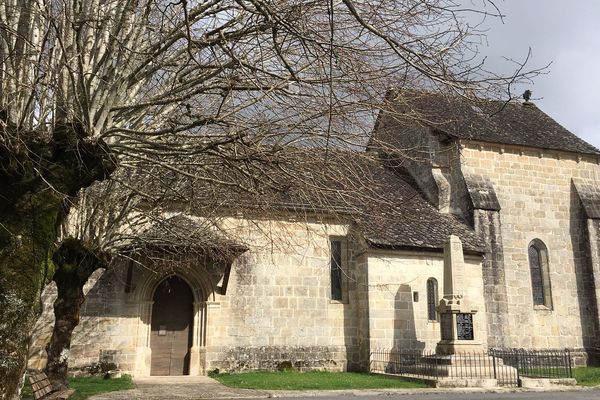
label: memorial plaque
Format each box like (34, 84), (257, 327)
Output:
(440, 314), (454, 340)
(456, 313), (474, 340)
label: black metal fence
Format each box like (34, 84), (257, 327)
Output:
(489, 348), (572, 379)
(370, 348), (573, 386)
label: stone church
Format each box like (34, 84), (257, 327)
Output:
(28, 91), (600, 376)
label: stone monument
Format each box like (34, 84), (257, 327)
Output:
(436, 235), (482, 354)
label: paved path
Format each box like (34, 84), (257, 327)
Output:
(88, 376), (268, 399)
(88, 377), (599, 400)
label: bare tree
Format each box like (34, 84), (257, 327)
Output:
(0, 0), (539, 397)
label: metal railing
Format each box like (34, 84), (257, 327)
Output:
(370, 348), (572, 386)
(489, 348), (572, 379)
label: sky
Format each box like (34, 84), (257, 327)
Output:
(474, 1), (600, 149)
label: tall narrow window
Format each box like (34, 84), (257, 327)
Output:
(528, 239), (552, 308)
(426, 278), (438, 321)
(330, 239), (343, 301)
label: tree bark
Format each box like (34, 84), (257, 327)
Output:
(44, 239), (109, 389)
(0, 122), (117, 399)
(0, 192), (62, 400)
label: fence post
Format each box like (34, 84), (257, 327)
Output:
(567, 348), (572, 379)
(516, 349), (522, 387)
(492, 351), (497, 380)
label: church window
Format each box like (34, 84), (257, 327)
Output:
(426, 278), (439, 321)
(528, 239), (552, 309)
(330, 238), (346, 301)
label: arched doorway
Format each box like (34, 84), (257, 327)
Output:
(150, 276), (194, 375)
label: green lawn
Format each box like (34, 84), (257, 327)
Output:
(574, 367), (600, 387)
(213, 370), (431, 390)
(21, 375), (134, 400)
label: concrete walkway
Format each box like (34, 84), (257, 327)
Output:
(87, 376), (596, 400)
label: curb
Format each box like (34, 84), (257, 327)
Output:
(263, 385), (597, 398)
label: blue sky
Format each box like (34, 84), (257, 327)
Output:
(477, 1), (600, 149)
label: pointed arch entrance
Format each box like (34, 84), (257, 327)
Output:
(132, 250), (240, 376)
(150, 276), (194, 375)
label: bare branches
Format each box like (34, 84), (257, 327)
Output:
(2, 0), (545, 271)
(1, 1), (539, 147)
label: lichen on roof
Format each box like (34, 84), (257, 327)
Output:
(375, 90), (600, 155)
(135, 147), (485, 253)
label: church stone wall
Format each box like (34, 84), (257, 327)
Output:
(204, 218), (359, 372)
(364, 250), (487, 352)
(461, 142), (600, 351)
(29, 218), (365, 374)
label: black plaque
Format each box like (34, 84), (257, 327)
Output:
(440, 314), (454, 340)
(456, 313), (474, 340)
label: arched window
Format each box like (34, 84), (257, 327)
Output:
(528, 239), (552, 309)
(426, 278), (439, 321)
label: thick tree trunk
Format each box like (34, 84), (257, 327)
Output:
(45, 290), (83, 390)
(44, 239), (109, 389)
(0, 191), (63, 400)
(0, 122), (117, 399)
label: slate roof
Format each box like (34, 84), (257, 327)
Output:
(353, 163), (485, 252)
(139, 214), (247, 260)
(140, 148), (485, 252)
(463, 173), (501, 212)
(377, 90), (600, 155)
(573, 178), (600, 219)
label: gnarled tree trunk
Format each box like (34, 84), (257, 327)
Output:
(44, 239), (109, 389)
(0, 122), (116, 399)
(0, 192), (63, 400)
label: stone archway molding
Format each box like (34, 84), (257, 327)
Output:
(133, 264), (217, 376)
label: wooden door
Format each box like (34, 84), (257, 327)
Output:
(150, 276), (193, 375)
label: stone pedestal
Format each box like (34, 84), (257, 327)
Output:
(436, 302), (481, 354)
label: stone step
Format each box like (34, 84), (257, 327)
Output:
(396, 363), (517, 379)
(398, 354), (509, 367)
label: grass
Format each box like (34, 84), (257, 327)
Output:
(518, 366), (572, 378)
(213, 370), (431, 390)
(21, 375), (135, 400)
(573, 367), (600, 387)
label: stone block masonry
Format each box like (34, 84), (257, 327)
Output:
(29, 218), (362, 375)
(208, 346), (345, 372)
(462, 142), (600, 351)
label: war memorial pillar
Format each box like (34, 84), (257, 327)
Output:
(436, 235), (482, 354)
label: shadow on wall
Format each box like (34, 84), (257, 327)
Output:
(393, 284), (425, 351)
(73, 267), (133, 369)
(570, 182), (600, 352)
(28, 267), (117, 371)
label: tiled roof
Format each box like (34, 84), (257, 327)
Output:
(139, 214), (247, 260)
(573, 178), (600, 219)
(140, 148), (485, 252)
(355, 164), (485, 252)
(376, 90), (600, 155)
